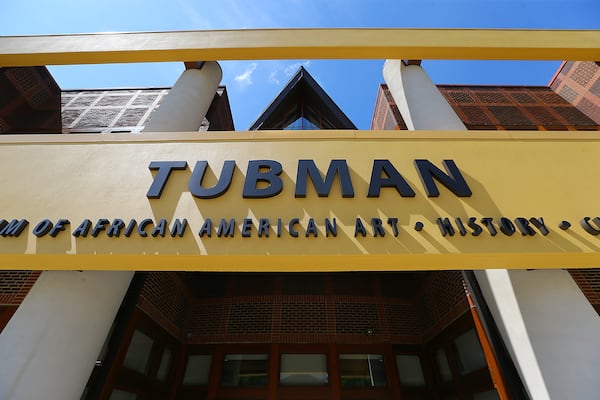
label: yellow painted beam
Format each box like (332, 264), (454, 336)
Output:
(1, 254), (600, 272)
(0, 28), (599, 67)
(1, 130), (600, 271)
(1, 129), (600, 144)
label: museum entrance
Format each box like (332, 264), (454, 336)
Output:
(83, 272), (504, 400)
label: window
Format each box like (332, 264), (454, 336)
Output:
(435, 347), (453, 383)
(339, 354), (387, 387)
(284, 116), (320, 130)
(280, 354), (328, 386)
(109, 389), (138, 400)
(156, 348), (173, 382)
(183, 354), (212, 385)
(122, 330), (154, 374)
(453, 329), (487, 375)
(221, 354), (269, 387)
(395, 355), (426, 387)
(473, 389), (501, 400)
(278, 103), (337, 130)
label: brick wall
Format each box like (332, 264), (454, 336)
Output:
(137, 272), (187, 339)
(61, 89), (169, 133)
(0, 270), (41, 332)
(370, 84), (407, 130)
(419, 271), (469, 341)
(2, 271), (467, 343)
(438, 85), (599, 130)
(183, 272), (467, 346)
(550, 62), (600, 124)
(281, 299), (327, 334)
(61, 86), (233, 133)
(372, 83), (599, 131)
(0, 67), (61, 133)
(0, 270), (41, 305)
(384, 302), (421, 337)
(568, 269), (600, 315)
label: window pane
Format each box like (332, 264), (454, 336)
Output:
(221, 354), (268, 387)
(395, 355), (426, 387)
(284, 116), (320, 130)
(156, 348), (173, 382)
(109, 389), (138, 400)
(339, 354), (387, 387)
(473, 389), (501, 400)
(183, 354), (212, 385)
(453, 329), (487, 375)
(435, 347), (453, 383)
(280, 354), (328, 386)
(122, 330), (154, 374)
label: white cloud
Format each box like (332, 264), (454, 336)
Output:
(268, 70), (280, 85)
(284, 60), (311, 76)
(234, 62), (258, 87)
(175, 0), (215, 28)
(176, 0), (278, 31)
(268, 60), (311, 86)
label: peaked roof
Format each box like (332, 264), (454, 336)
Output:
(249, 66), (357, 130)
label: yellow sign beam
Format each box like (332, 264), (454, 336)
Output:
(2, 253), (600, 272)
(1, 28), (599, 66)
(1, 131), (600, 271)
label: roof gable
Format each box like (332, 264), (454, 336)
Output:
(249, 67), (356, 130)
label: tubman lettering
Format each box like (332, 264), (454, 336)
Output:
(146, 159), (472, 199)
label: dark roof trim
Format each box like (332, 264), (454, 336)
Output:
(249, 66), (356, 130)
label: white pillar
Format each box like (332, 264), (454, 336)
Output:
(382, 59), (466, 130)
(475, 269), (600, 399)
(143, 61), (222, 132)
(383, 59), (600, 398)
(0, 270), (133, 400)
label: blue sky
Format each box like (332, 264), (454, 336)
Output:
(1, 0), (599, 129)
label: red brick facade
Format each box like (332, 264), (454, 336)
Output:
(568, 269), (600, 315)
(373, 83), (600, 131)
(0, 270), (41, 332)
(371, 83), (407, 130)
(0, 270), (41, 305)
(136, 272), (469, 346)
(439, 85), (599, 130)
(0, 67), (61, 133)
(137, 272), (187, 339)
(550, 61), (600, 124)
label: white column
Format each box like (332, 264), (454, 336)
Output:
(143, 61), (222, 132)
(382, 59), (466, 130)
(475, 269), (600, 399)
(0, 270), (133, 400)
(383, 59), (600, 398)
